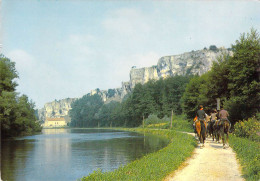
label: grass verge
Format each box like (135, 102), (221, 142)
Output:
(81, 128), (196, 181)
(229, 135), (260, 181)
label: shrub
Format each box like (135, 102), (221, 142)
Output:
(142, 114), (193, 131)
(233, 117), (260, 142)
(209, 45), (218, 51)
(142, 114), (170, 129)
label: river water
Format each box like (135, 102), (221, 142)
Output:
(1, 128), (169, 181)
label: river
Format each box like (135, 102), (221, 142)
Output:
(1, 128), (169, 181)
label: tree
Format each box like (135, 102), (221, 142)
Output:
(209, 45), (218, 51)
(224, 28), (260, 121)
(0, 55), (41, 137)
(69, 94), (104, 127)
(0, 55), (18, 94)
(182, 28), (260, 122)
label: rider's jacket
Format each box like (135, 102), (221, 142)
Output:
(219, 109), (229, 119)
(197, 109), (206, 121)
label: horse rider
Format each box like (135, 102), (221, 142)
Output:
(210, 109), (217, 123)
(196, 105), (207, 127)
(218, 107), (231, 127)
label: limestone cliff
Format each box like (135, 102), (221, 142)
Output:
(38, 98), (77, 123)
(38, 46), (232, 122)
(129, 47), (232, 88)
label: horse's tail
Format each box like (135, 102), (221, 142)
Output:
(200, 121), (206, 139)
(224, 120), (230, 133)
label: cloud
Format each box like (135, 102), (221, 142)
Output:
(56, 34), (95, 61)
(102, 8), (151, 38)
(7, 49), (63, 108)
(7, 49), (35, 73)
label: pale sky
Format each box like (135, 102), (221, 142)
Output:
(1, 0), (260, 108)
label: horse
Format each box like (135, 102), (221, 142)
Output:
(207, 120), (215, 140)
(194, 118), (207, 148)
(205, 114), (211, 137)
(213, 120), (221, 142)
(218, 119), (230, 148)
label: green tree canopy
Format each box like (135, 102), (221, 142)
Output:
(0, 55), (41, 138)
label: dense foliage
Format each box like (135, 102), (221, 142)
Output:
(233, 117), (260, 142)
(69, 94), (104, 127)
(182, 28), (260, 123)
(142, 114), (193, 132)
(82, 129), (196, 181)
(0, 55), (41, 138)
(70, 76), (191, 127)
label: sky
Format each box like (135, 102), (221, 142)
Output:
(1, 0), (260, 109)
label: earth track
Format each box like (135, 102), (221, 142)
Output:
(164, 133), (244, 181)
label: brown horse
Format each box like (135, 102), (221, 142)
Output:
(218, 119), (230, 148)
(194, 118), (207, 148)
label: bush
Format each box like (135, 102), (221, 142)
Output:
(142, 114), (193, 131)
(142, 114), (170, 129)
(209, 45), (218, 51)
(233, 117), (260, 142)
(229, 135), (260, 180)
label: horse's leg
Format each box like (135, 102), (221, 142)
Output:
(201, 121), (206, 147)
(226, 132), (229, 147)
(217, 128), (221, 143)
(199, 134), (204, 148)
(212, 127), (215, 141)
(220, 127), (225, 148)
(226, 123), (230, 147)
(196, 122), (201, 143)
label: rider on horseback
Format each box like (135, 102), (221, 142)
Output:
(210, 109), (217, 122)
(197, 105), (207, 123)
(218, 107), (231, 127)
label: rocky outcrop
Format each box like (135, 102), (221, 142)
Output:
(129, 47), (232, 88)
(38, 46), (232, 123)
(88, 88), (123, 103)
(38, 98), (77, 123)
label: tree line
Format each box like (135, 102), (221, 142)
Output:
(69, 75), (191, 127)
(70, 28), (259, 128)
(0, 55), (41, 138)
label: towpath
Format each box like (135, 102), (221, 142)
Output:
(164, 133), (244, 181)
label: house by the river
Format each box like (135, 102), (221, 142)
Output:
(43, 117), (67, 128)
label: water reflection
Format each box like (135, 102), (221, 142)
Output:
(1, 129), (169, 181)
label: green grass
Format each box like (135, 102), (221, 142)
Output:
(229, 135), (260, 181)
(81, 128), (197, 181)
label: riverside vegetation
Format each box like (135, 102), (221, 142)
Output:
(82, 127), (197, 181)
(0, 55), (41, 138)
(79, 29), (259, 180)
(81, 115), (259, 181)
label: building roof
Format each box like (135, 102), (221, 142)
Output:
(46, 117), (66, 121)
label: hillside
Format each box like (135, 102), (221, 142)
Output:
(38, 46), (232, 123)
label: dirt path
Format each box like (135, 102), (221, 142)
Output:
(165, 133), (244, 181)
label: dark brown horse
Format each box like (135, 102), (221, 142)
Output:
(194, 119), (207, 148)
(218, 119), (230, 148)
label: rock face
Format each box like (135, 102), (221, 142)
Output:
(38, 47), (232, 123)
(38, 98), (77, 123)
(88, 88), (123, 103)
(129, 48), (232, 88)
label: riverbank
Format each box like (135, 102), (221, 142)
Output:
(81, 128), (197, 181)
